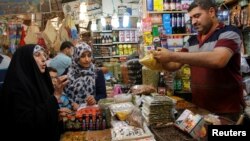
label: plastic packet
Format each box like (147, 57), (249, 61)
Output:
(126, 107), (144, 128)
(139, 53), (163, 71)
(130, 85), (156, 95)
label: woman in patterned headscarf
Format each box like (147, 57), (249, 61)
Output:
(64, 42), (106, 110)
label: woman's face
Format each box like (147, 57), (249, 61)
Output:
(33, 51), (47, 73)
(79, 51), (92, 68)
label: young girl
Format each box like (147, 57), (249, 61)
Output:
(64, 42), (106, 110)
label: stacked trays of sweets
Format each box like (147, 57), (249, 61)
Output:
(142, 95), (175, 126)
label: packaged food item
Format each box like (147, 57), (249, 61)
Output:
(130, 85), (156, 95)
(126, 108), (143, 128)
(116, 111), (131, 121)
(139, 53), (163, 71)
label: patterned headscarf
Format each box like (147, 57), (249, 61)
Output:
(64, 42), (97, 104)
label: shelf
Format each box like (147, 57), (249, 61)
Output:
(161, 33), (197, 37)
(93, 43), (113, 46)
(94, 56), (111, 59)
(113, 28), (138, 31)
(92, 30), (112, 33)
(94, 55), (128, 59)
(148, 10), (188, 14)
(113, 42), (138, 44)
(112, 55), (128, 58)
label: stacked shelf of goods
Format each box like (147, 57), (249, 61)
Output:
(92, 28), (139, 59)
(142, 0), (193, 95)
(92, 30), (113, 58)
(143, 0), (197, 52)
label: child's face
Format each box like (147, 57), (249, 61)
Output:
(49, 71), (58, 88)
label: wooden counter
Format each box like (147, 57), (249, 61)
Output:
(60, 129), (111, 141)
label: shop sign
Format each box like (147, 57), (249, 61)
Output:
(0, 0), (51, 15)
(62, 1), (80, 22)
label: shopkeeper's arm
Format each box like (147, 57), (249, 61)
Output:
(154, 47), (233, 69)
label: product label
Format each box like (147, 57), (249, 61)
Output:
(158, 87), (166, 95)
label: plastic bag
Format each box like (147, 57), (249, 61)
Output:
(126, 108), (143, 128)
(241, 57), (250, 73)
(139, 53), (163, 71)
(130, 85), (156, 95)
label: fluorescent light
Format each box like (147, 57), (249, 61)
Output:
(101, 16), (106, 27)
(91, 19), (97, 31)
(123, 12), (129, 27)
(111, 12), (119, 28)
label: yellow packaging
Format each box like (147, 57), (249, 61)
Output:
(153, 0), (163, 11)
(139, 52), (163, 71)
(118, 45), (123, 55)
(143, 32), (153, 46)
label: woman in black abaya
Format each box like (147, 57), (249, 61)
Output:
(0, 44), (69, 141)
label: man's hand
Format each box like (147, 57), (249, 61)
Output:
(153, 47), (172, 63)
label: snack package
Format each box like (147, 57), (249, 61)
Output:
(130, 85), (156, 95)
(139, 53), (163, 71)
(126, 108), (144, 128)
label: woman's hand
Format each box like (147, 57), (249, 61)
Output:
(54, 75), (68, 96)
(71, 102), (79, 111)
(58, 107), (73, 120)
(86, 95), (96, 106)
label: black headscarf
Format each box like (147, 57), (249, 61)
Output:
(0, 44), (61, 141)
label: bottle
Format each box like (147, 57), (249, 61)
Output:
(174, 71), (182, 91)
(88, 114), (93, 130)
(170, 0), (176, 11)
(101, 35), (105, 44)
(82, 114), (87, 131)
(171, 13), (177, 34)
(105, 35), (108, 43)
(101, 112), (107, 130)
(95, 113), (100, 130)
(113, 32), (117, 42)
(119, 44), (123, 55)
(163, 0), (170, 11)
(157, 72), (166, 95)
(97, 35), (101, 44)
(181, 13), (185, 33)
(176, 0), (181, 11)
(176, 13), (182, 33)
(109, 35), (112, 43)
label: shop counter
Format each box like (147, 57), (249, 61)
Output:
(60, 96), (235, 141)
(60, 129), (111, 141)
